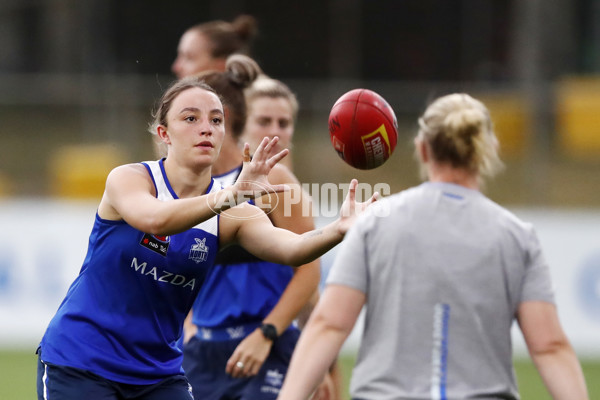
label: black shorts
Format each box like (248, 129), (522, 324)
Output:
(37, 349), (194, 400)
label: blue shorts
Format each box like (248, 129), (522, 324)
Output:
(182, 327), (300, 400)
(37, 349), (194, 400)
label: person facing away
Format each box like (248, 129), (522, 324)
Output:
(277, 93), (589, 400)
(172, 15), (258, 79)
(179, 54), (330, 400)
(36, 74), (377, 400)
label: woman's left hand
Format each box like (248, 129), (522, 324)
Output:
(337, 179), (379, 235)
(233, 136), (290, 202)
(225, 328), (273, 379)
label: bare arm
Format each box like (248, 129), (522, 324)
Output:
(258, 166), (321, 334)
(182, 309), (198, 345)
(98, 137), (289, 235)
(221, 179), (377, 267)
(278, 284), (366, 400)
(224, 208), (339, 267)
(98, 163), (243, 234)
(517, 301), (588, 400)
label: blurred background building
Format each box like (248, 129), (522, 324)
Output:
(0, 0), (599, 358)
(0, 0), (599, 204)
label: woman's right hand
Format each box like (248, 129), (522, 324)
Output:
(232, 136), (290, 203)
(336, 179), (379, 235)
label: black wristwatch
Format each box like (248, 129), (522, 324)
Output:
(260, 323), (278, 341)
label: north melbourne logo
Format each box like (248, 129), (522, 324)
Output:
(189, 238), (209, 263)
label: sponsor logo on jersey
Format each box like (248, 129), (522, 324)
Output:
(189, 238), (209, 263)
(140, 233), (170, 256)
(130, 257), (196, 290)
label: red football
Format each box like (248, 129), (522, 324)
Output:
(328, 89), (398, 170)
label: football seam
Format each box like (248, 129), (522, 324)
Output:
(333, 98), (396, 130)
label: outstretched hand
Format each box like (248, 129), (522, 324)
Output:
(337, 179), (379, 234)
(233, 136), (290, 201)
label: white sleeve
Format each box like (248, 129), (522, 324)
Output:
(520, 226), (555, 304)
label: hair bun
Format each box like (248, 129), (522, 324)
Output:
(418, 93), (503, 179)
(443, 108), (485, 141)
(231, 15), (258, 43)
(226, 54), (262, 88)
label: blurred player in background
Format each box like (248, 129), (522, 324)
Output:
(277, 93), (589, 400)
(155, 15), (258, 157)
(239, 76), (297, 170)
(171, 15), (340, 397)
(172, 15), (258, 79)
(239, 74), (341, 398)
(36, 74), (376, 400)
(180, 54), (336, 400)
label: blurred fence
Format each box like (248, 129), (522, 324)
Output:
(1, 73), (600, 205)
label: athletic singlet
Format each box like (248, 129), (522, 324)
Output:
(39, 158), (220, 384)
(190, 165), (294, 336)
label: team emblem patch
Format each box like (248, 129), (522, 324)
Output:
(200, 328), (212, 340)
(189, 238), (209, 263)
(226, 326), (245, 339)
(140, 233), (170, 256)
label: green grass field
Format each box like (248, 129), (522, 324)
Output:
(2, 349), (598, 399)
(337, 355), (600, 400)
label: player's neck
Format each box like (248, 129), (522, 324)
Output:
(213, 137), (243, 176)
(162, 157), (213, 198)
(427, 163), (480, 190)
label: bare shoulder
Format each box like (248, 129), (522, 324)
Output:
(105, 163), (154, 191)
(107, 163), (150, 181)
(99, 163), (154, 219)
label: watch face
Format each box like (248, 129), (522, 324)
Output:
(261, 323), (277, 341)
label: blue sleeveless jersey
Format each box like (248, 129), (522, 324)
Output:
(190, 165), (294, 335)
(40, 159), (220, 384)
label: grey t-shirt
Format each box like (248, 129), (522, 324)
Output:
(327, 182), (555, 400)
